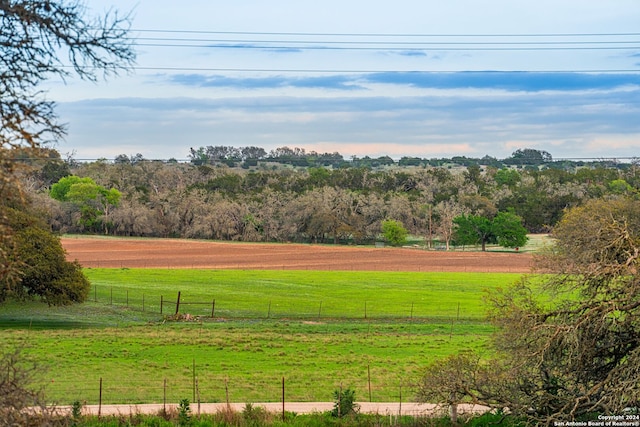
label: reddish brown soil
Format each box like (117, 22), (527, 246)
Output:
(61, 237), (533, 273)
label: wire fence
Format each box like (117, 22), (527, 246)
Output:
(92, 285), (476, 321)
(43, 368), (414, 409)
(80, 258), (528, 273)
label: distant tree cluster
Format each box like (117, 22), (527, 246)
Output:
(189, 145), (345, 168)
(186, 145), (627, 170)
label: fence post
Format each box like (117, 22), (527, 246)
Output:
(368, 364), (372, 402)
(192, 358), (196, 403)
(142, 294), (145, 312)
(449, 318), (454, 340)
(196, 377), (201, 416)
(338, 383), (342, 418)
(98, 377), (103, 418)
(110, 287), (113, 305)
(211, 299), (216, 318)
(175, 291), (181, 315)
(282, 377), (285, 422)
(163, 378), (167, 415)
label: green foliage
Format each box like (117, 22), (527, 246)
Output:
(381, 219), (408, 246)
(16, 227), (89, 305)
(51, 175), (121, 206)
(492, 211), (528, 249)
(72, 400), (83, 420)
(50, 175), (121, 233)
(504, 148), (552, 165)
(608, 178), (634, 194)
(330, 388), (360, 418)
(178, 399), (191, 426)
(50, 175), (95, 202)
(2, 208), (90, 305)
(453, 212), (527, 250)
(452, 214), (495, 250)
(494, 168), (521, 187)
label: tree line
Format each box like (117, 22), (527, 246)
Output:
(186, 145), (621, 170)
(19, 148), (640, 248)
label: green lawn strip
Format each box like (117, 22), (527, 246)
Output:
(2, 319), (493, 405)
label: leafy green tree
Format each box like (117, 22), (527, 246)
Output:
(504, 148), (552, 165)
(494, 168), (521, 187)
(418, 197), (640, 424)
(608, 178), (634, 195)
(452, 214), (495, 251)
(2, 208), (89, 305)
(381, 219), (408, 246)
(453, 212), (527, 251)
(492, 211), (529, 249)
(50, 175), (121, 233)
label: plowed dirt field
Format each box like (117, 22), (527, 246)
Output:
(62, 237), (533, 273)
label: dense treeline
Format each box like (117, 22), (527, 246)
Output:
(21, 147), (639, 246)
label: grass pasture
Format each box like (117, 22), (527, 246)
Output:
(84, 269), (510, 320)
(0, 269), (523, 405)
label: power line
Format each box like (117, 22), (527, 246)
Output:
(64, 28), (640, 74)
(132, 29), (640, 38)
(61, 64), (640, 73)
(134, 42), (640, 52)
(121, 28), (640, 52)
(131, 66), (640, 73)
(136, 36), (640, 46)
(128, 31), (640, 51)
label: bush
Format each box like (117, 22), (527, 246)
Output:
(381, 219), (408, 246)
(330, 387), (360, 418)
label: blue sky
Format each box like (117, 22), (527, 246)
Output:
(48, 0), (640, 161)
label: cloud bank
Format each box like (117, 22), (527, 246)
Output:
(56, 72), (640, 161)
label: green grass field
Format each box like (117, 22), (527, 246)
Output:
(84, 269), (513, 320)
(0, 269), (523, 405)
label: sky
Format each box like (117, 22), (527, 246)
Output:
(47, 0), (640, 162)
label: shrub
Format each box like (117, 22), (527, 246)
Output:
(330, 387), (360, 418)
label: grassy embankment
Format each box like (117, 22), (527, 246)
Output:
(0, 270), (524, 405)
